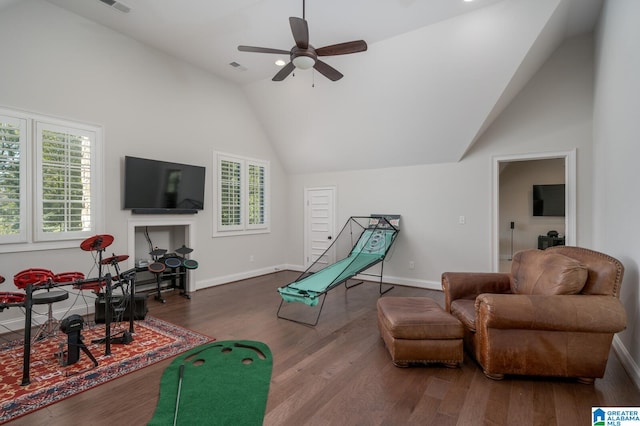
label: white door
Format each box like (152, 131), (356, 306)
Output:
(304, 186), (336, 269)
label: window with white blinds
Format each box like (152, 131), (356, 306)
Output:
(0, 116), (27, 244)
(215, 152), (269, 236)
(247, 163), (265, 227)
(219, 157), (242, 230)
(36, 122), (96, 241)
(0, 107), (103, 251)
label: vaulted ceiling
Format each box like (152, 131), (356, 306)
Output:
(2, 0), (603, 173)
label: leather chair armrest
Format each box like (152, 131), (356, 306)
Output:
(476, 294), (627, 333)
(442, 272), (511, 312)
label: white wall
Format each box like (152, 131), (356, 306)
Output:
(286, 160), (492, 288)
(0, 0), (287, 327)
(286, 34), (596, 290)
(594, 0), (640, 387)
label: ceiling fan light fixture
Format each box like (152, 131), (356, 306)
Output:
(292, 55), (315, 70)
(237, 4), (366, 82)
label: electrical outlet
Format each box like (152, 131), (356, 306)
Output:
(459, 215), (466, 224)
(409, 261), (415, 270)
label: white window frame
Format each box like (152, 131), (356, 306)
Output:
(0, 114), (28, 245)
(0, 107), (104, 253)
(213, 152), (269, 237)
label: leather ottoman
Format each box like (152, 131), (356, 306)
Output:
(377, 297), (463, 367)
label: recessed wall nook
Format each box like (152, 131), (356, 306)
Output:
(126, 218), (196, 295)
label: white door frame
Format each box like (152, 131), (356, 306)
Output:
(492, 149), (576, 272)
(303, 186), (337, 269)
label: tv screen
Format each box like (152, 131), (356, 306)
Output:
(123, 156), (206, 214)
(532, 184), (565, 217)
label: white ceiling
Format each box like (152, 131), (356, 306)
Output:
(2, 0), (603, 173)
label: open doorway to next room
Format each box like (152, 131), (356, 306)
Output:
(493, 151), (576, 273)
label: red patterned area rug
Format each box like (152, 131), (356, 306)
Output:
(0, 317), (213, 424)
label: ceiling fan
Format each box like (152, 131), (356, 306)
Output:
(237, 1), (367, 82)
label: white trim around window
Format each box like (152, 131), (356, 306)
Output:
(0, 107), (104, 253)
(213, 151), (270, 237)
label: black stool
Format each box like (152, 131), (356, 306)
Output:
(32, 290), (69, 341)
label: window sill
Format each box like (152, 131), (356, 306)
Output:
(212, 228), (270, 238)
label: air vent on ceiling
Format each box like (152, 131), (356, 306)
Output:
(97, 0), (131, 13)
(229, 62), (247, 71)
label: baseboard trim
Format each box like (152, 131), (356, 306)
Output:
(379, 275), (441, 291)
(195, 264), (290, 290)
(612, 335), (640, 390)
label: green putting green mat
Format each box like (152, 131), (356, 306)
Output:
(148, 340), (272, 426)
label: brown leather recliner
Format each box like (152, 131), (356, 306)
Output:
(442, 246), (627, 384)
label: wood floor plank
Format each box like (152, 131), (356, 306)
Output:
(436, 358), (476, 419)
(506, 380), (534, 426)
(533, 380), (558, 425)
(456, 368), (492, 424)
(553, 381), (583, 425)
(4, 271), (639, 425)
(484, 380), (511, 425)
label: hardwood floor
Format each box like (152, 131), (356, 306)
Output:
(9, 271), (640, 425)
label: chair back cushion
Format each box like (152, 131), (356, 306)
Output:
(511, 249), (588, 295)
(545, 246), (625, 296)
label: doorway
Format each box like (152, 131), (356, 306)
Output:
(303, 186), (336, 269)
(492, 150), (576, 272)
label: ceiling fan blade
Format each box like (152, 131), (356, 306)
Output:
(238, 46), (290, 55)
(289, 17), (309, 49)
(316, 40), (368, 57)
(313, 60), (343, 81)
(272, 62), (295, 81)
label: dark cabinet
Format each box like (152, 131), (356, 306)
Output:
(538, 235), (565, 250)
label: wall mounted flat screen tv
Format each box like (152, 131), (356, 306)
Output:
(123, 156), (206, 214)
(532, 184), (565, 217)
